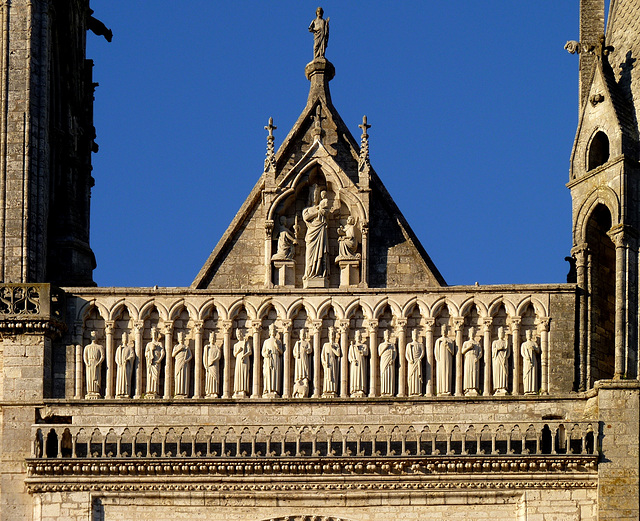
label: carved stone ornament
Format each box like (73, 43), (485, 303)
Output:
(303, 186), (331, 285)
(203, 331), (222, 398)
(462, 327), (482, 396)
(144, 327), (165, 398)
(321, 326), (341, 397)
(492, 326), (510, 395)
(172, 331), (192, 398)
(405, 328), (424, 396)
(378, 329), (397, 396)
(262, 324), (283, 397)
(115, 331), (135, 398)
(434, 324), (455, 396)
(272, 215), (299, 261)
(309, 7), (329, 60)
(293, 328), (312, 397)
(233, 328), (251, 398)
(521, 329), (541, 395)
(348, 330), (369, 397)
(83, 331), (105, 399)
(336, 215), (361, 262)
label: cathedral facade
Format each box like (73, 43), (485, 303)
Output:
(0, 1), (639, 520)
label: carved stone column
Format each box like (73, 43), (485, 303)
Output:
(607, 225), (635, 379)
(367, 319), (379, 397)
(482, 317), (493, 396)
(133, 320), (144, 399)
(424, 318), (435, 396)
(192, 320), (204, 399)
(510, 317), (521, 395)
(221, 320), (233, 399)
(251, 320), (262, 399)
(395, 318), (407, 397)
(361, 223), (369, 287)
(453, 317), (464, 396)
(538, 317), (551, 395)
(264, 220), (274, 287)
(311, 320), (323, 398)
(104, 321), (115, 399)
(572, 243), (589, 391)
(281, 319), (293, 398)
(337, 319), (350, 397)
(163, 322), (174, 399)
(74, 322), (84, 399)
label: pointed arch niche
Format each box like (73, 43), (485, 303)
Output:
(267, 159), (367, 289)
(585, 204), (615, 383)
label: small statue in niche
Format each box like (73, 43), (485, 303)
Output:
(378, 329), (397, 397)
(262, 324), (283, 397)
(405, 329), (424, 396)
(492, 326), (510, 395)
(308, 7), (329, 60)
(203, 331), (222, 398)
(336, 216), (360, 261)
(83, 331), (105, 398)
(434, 324), (455, 396)
(303, 187), (331, 281)
(293, 328), (313, 398)
(348, 329), (369, 397)
(521, 329), (541, 395)
(115, 331), (135, 398)
(172, 331), (192, 398)
(462, 327), (482, 396)
(271, 215), (299, 261)
(321, 326), (341, 397)
(144, 327), (164, 398)
(233, 328), (251, 398)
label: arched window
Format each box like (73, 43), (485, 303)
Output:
(588, 131), (610, 170)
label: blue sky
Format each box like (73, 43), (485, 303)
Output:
(87, 2), (588, 288)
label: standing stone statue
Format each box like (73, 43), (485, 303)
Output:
(233, 328), (251, 398)
(262, 324), (283, 397)
(348, 329), (369, 397)
(303, 188), (330, 282)
(462, 327), (482, 396)
(293, 328), (313, 397)
(336, 216), (359, 260)
(144, 327), (164, 398)
(271, 215), (299, 261)
(172, 331), (192, 398)
(405, 329), (424, 396)
(521, 329), (541, 395)
(115, 331), (135, 398)
(308, 7), (329, 60)
(378, 329), (397, 396)
(203, 331), (222, 398)
(492, 326), (511, 395)
(321, 326), (341, 397)
(434, 324), (455, 396)
(83, 331), (105, 398)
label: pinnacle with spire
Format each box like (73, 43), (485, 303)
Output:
(264, 117), (277, 173)
(305, 7), (335, 103)
(358, 115), (371, 172)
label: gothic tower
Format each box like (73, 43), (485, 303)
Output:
(0, 0), (100, 286)
(568, 0), (640, 388)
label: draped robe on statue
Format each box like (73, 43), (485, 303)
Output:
(349, 340), (369, 395)
(321, 340), (341, 395)
(492, 338), (510, 392)
(405, 340), (424, 396)
(83, 341), (105, 395)
(303, 198), (329, 280)
(434, 336), (455, 395)
(378, 339), (397, 396)
(293, 339), (312, 384)
(233, 338), (251, 396)
(115, 341), (135, 397)
(262, 335), (283, 395)
(172, 340), (192, 397)
(521, 338), (540, 394)
(462, 339), (482, 394)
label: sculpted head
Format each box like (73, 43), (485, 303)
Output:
(525, 329), (532, 340)
(299, 328), (306, 340)
(90, 330), (97, 342)
(209, 331), (215, 344)
(347, 216), (355, 225)
(498, 326), (505, 339)
(269, 323), (277, 337)
(468, 327), (475, 339)
(328, 326), (335, 342)
(121, 332), (128, 344)
(441, 324), (448, 337)
(236, 328), (245, 341)
(316, 7), (324, 18)
(354, 329), (361, 343)
(177, 331), (184, 343)
(412, 328), (418, 342)
(383, 329), (390, 342)
(279, 215), (287, 226)
(150, 327), (157, 340)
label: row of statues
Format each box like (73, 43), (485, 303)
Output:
(82, 325), (542, 399)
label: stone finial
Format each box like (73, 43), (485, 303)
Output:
(358, 116), (371, 172)
(264, 117), (277, 173)
(311, 105), (324, 141)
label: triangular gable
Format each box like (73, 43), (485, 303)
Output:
(192, 57), (445, 290)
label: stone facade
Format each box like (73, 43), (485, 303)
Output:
(1, 2), (640, 521)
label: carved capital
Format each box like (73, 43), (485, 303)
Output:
(366, 319), (379, 334)
(423, 318), (436, 331)
(571, 243), (589, 265)
(607, 224), (638, 249)
(482, 317), (493, 333)
(507, 316), (522, 333)
(104, 320), (115, 336)
(133, 320), (145, 334)
(280, 319), (293, 333)
(221, 320), (233, 335)
(336, 319), (350, 335)
(191, 320), (204, 334)
(452, 317), (465, 331)
(265, 220), (274, 238)
(250, 320), (263, 335)
(163, 321), (174, 336)
(537, 316), (551, 332)
(310, 320), (323, 336)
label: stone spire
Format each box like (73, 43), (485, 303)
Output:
(358, 115), (371, 172)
